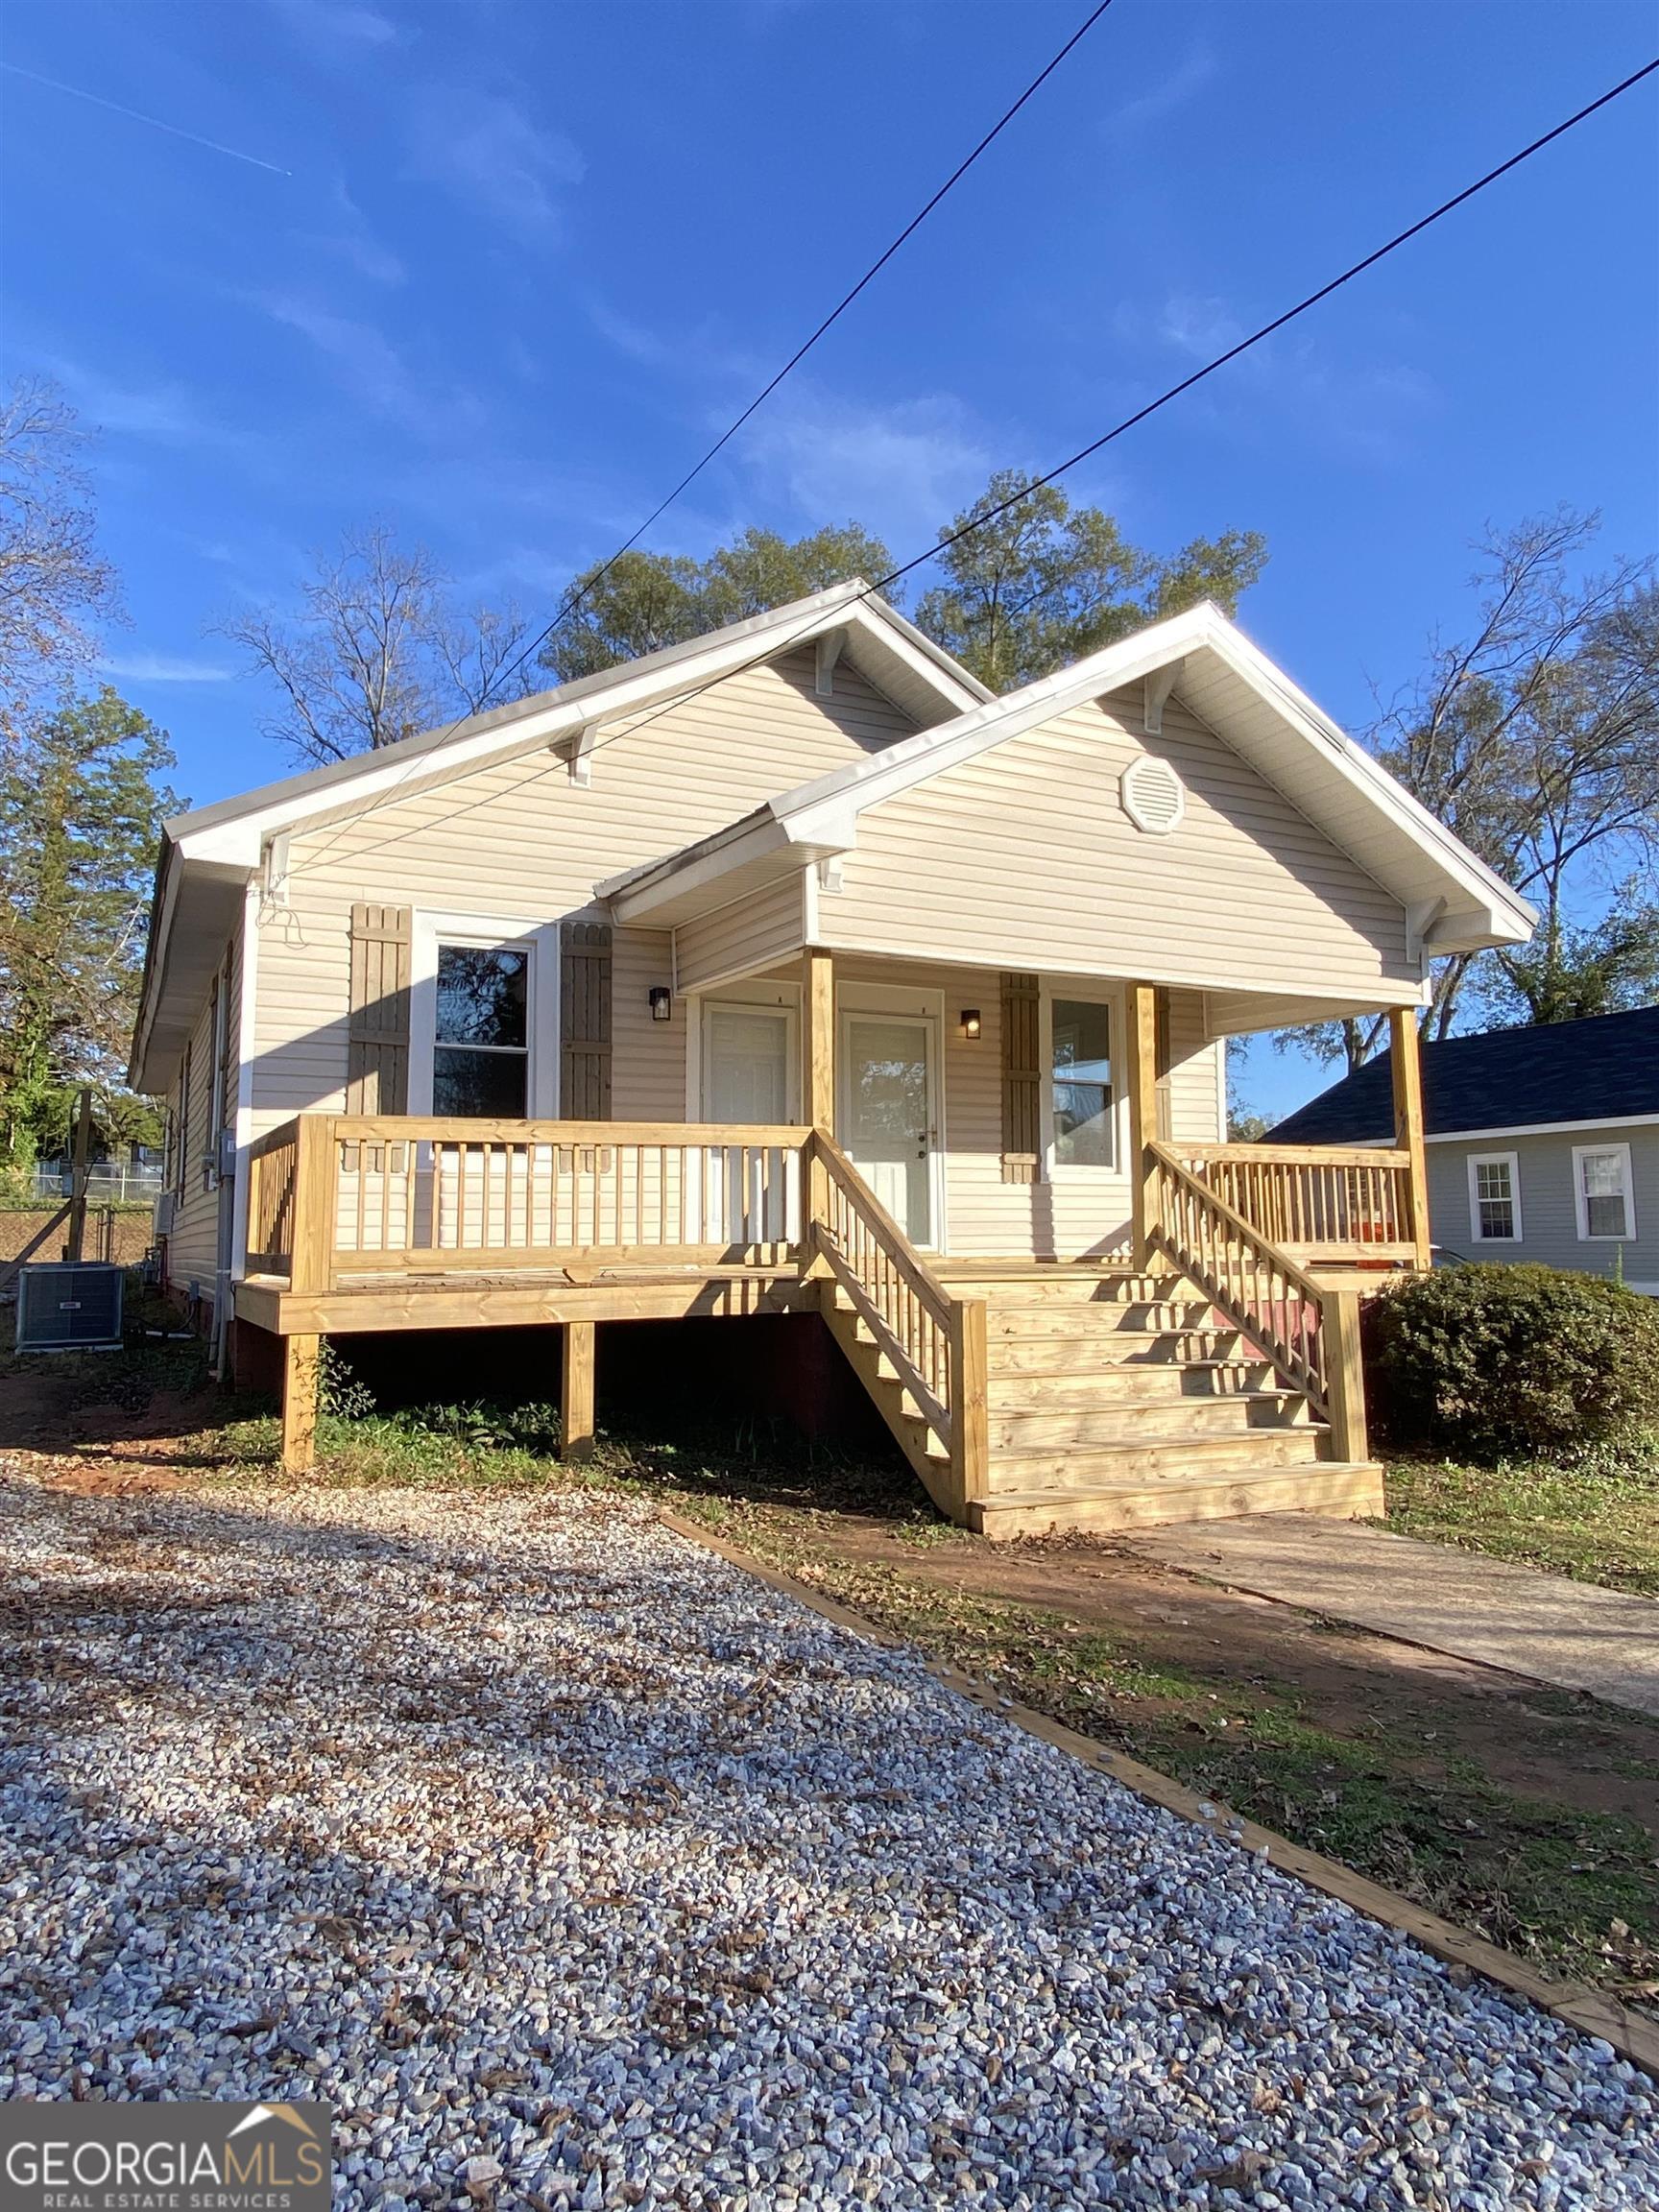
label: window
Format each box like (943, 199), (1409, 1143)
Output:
(1574, 1143), (1635, 1241)
(1467, 1152), (1521, 1242)
(1050, 998), (1115, 1168)
(433, 944), (529, 1116)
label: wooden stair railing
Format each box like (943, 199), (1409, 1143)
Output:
(1146, 1140), (1369, 1463)
(808, 1129), (988, 1520)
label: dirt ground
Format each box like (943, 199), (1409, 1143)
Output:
(770, 1509), (1659, 1842)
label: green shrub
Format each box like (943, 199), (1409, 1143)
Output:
(1365, 1263), (1659, 1460)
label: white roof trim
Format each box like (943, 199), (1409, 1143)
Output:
(606, 602), (1536, 951)
(1429, 1112), (1659, 1143)
(165, 584), (988, 871)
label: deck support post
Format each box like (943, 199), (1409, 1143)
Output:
(281, 1334), (321, 1475)
(1319, 1286), (1368, 1464)
(562, 1321), (596, 1460)
(947, 1295), (990, 1517)
(1389, 1006), (1432, 1270)
(1125, 982), (1160, 1267)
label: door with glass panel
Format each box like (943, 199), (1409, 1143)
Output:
(838, 1007), (939, 1245)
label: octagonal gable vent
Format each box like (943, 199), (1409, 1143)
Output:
(1120, 756), (1185, 836)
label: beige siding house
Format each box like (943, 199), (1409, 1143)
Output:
(132, 586), (1533, 1535)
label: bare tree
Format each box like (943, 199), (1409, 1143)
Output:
(0, 379), (120, 736)
(1282, 512), (1659, 1072)
(218, 526), (536, 764)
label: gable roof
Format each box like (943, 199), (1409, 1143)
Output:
(131, 584), (987, 1090)
(1269, 1007), (1659, 1145)
(601, 600), (1537, 956)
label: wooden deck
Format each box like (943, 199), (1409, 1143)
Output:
(236, 1108), (1421, 1530)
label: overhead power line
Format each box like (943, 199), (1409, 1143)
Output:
(289, 3), (1117, 880)
(291, 50), (1658, 886)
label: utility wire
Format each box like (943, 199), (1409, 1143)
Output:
(289, 3), (1117, 881)
(296, 53), (1659, 885)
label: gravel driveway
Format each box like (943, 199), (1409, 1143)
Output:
(3, 1474), (1655, 2210)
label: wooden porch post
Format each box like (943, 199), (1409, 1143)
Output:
(1125, 982), (1160, 1266)
(802, 948), (834, 1130)
(1319, 1286), (1369, 1464)
(1389, 1006), (1432, 1270)
(803, 948), (834, 1264)
(279, 1115), (336, 1477)
(948, 1295), (990, 1518)
(562, 1321), (596, 1460)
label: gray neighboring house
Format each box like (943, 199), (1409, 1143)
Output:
(1269, 1007), (1659, 1290)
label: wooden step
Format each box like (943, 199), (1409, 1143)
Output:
(989, 1391), (1312, 1451)
(988, 1299), (1214, 1337)
(970, 1461), (1385, 1539)
(988, 1358), (1278, 1406)
(940, 1273), (1167, 1307)
(990, 1326), (1248, 1371)
(985, 1427), (1327, 1490)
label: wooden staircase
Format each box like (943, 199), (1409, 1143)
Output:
(825, 1258), (1382, 1537)
(809, 1128), (1383, 1541)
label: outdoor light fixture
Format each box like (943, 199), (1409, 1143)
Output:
(649, 987), (672, 1022)
(960, 1009), (982, 1040)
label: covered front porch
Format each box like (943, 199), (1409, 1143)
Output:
(238, 944), (1430, 1534)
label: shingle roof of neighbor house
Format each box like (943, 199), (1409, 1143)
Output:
(1269, 1005), (1659, 1144)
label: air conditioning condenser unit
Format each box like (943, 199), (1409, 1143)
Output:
(14, 1262), (125, 1353)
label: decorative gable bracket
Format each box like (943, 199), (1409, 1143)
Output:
(552, 723), (598, 786)
(1142, 660), (1184, 736)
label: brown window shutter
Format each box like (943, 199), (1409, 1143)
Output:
(999, 971), (1041, 1185)
(1154, 986), (1173, 1142)
(346, 903), (411, 1115)
(562, 921), (613, 1118)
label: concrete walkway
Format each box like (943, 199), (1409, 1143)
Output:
(1129, 1515), (1659, 1719)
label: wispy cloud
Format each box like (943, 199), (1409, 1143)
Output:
(1105, 45), (1217, 134)
(37, 353), (253, 450)
(743, 386), (992, 550)
(274, 1), (402, 51)
(100, 651), (234, 685)
(403, 87), (584, 243)
(293, 180), (405, 286)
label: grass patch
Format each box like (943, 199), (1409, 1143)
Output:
(1384, 1438), (1659, 1596)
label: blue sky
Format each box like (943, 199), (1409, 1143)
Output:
(2, 0), (1656, 1118)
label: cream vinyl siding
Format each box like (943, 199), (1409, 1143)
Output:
(832, 959), (1220, 1260)
(613, 927), (685, 1120)
(819, 693), (1416, 1001)
(675, 874), (805, 996)
(166, 931), (239, 1289)
(249, 649), (916, 1127)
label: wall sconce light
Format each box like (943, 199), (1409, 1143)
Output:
(959, 1008), (982, 1040)
(648, 986), (673, 1022)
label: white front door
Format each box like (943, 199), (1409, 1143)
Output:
(838, 1004), (941, 1246)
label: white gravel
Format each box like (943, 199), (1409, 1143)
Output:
(2, 1472), (1655, 2211)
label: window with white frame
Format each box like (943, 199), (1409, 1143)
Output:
(1574, 1142), (1635, 1241)
(1050, 998), (1115, 1168)
(433, 944), (530, 1116)
(1467, 1152), (1521, 1242)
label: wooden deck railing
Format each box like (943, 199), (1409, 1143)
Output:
(1147, 1140), (1368, 1461)
(809, 1129), (988, 1515)
(246, 1120), (301, 1276)
(1169, 1142), (1416, 1264)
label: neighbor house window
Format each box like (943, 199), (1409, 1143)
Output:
(1574, 1143), (1635, 1241)
(1467, 1152), (1521, 1242)
(433, 944), (529, 1116)
(1050, 998), (1115, 1168)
